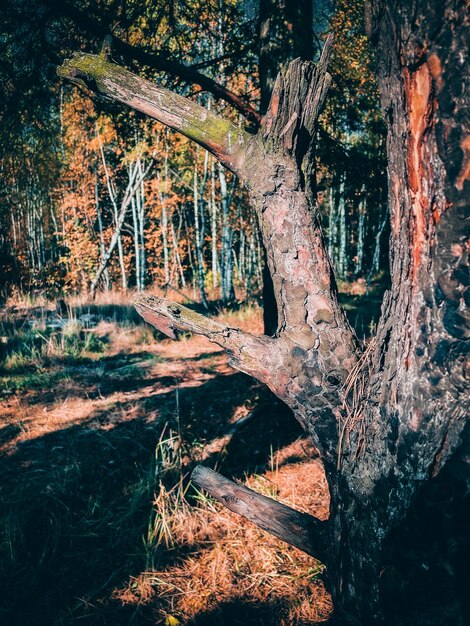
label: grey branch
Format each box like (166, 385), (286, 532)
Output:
(57, 51), (251, 176)
(133, 294), (276, 382)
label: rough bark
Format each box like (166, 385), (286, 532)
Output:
(133, 293), (276, 383)
(58, 10), (469, 622)
(258, 0), (318, 335)
(324, 1), (469, 623)
(113, 41), (359, 467)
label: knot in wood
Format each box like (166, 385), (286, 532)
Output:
(168, 305), (181, 317)
(325, 371), (342, 388)
(222, 494), (239, 504)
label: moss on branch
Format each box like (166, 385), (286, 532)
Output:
(57, 52), (251, 176)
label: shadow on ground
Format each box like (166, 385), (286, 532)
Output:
(0, 364), (306, 625)
(0, 285), (395, 624)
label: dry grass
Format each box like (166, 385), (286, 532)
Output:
(0, 293), (331, 625)
(337, 335), (378, 469)
(113, 440), (331, 625)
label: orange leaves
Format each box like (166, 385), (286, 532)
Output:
(37, 52), (260, 297)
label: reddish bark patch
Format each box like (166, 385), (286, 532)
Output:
(270, 92), (280, 118)
(427, 53), (443, 92)
(404, 63), (432, 278)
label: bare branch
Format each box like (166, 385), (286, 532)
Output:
(191, 465), (327, 561)
(57, 52), (252, 176)
(133, 294), (275, 382)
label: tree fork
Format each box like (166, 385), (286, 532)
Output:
(58, 38), (360, 461)
(57, 9), (470, 625)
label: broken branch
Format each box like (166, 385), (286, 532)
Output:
(133, 293), (275, 382)
(46, 0), (261, 125)
(191, 465), (327, 561)
(57, 50), (251, 176)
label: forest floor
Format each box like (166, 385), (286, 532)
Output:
(0, 283), (385, 625)
(0, 294), (331, 626)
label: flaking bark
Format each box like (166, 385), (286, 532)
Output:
(107, 45), (361, 464)
(59, 37), (360, 465)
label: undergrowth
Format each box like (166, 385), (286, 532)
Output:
(0, 323), (106, 392)
(0, 293), (331, 625)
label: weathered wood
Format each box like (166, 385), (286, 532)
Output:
(57, 51), (251, 177)
(191, 465), (327, 561)
(133, 293), (276, 383)
(45, 0), (261, 124)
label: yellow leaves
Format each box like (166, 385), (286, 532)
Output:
(164, 614), (181, 626)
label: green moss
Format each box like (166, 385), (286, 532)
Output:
(182, 114), (247, 156)
(57, 51), (251, 172)
(57, 52), (120, 86)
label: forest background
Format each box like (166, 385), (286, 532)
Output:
(0, 0), (388, 308)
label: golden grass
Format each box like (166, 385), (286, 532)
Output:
(114, 442), (331, 625)
(0, 291), (331, 625)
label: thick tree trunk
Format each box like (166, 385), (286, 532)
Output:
(58, 9), (469, 622)
(325, 1), (469, 623)
(258, 0), (317, 335)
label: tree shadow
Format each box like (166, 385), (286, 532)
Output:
(381, 425), (470, 626)
(189, 597), (315, 626)
(71, 296), (257, 327)
(0, 370), (304, 625)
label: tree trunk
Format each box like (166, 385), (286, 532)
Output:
(193, 154), (209, 309)
(354, 194), (365, 276)
(219, 163), (236, 304)
(58, 6), (469, 621)
(94, 173), (110, 291)
(210, 157), (219, 289)
(258, 0), (317, 335)
(158, 147), (171, 287)
(89, 154), (150, 298)
(326, 1), (469, 623)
